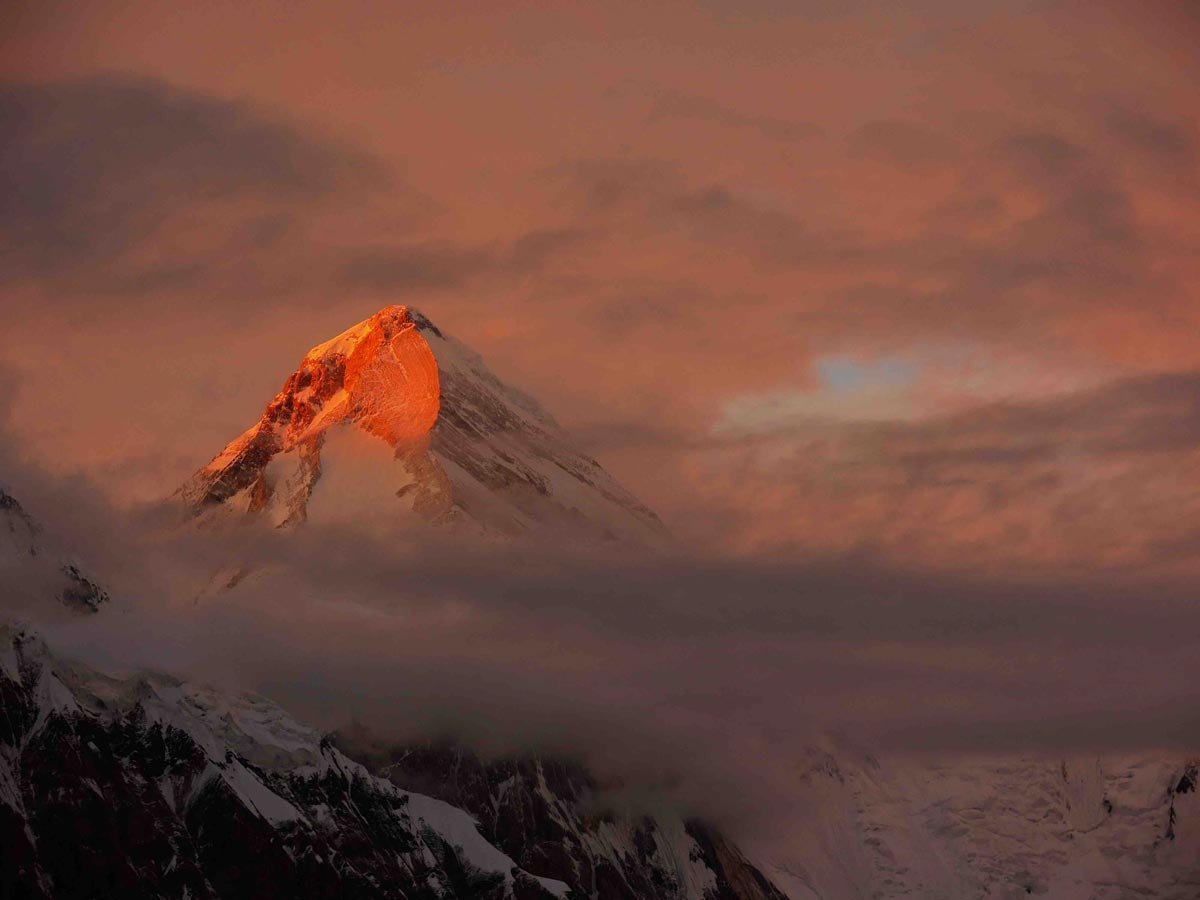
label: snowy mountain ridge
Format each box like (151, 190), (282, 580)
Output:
(0, 619), (786, 900)
(0, 485), (783, 900)
(0, 621), (571, 899)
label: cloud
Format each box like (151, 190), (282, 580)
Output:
(3, 373), (1197, 825)
(692, 370), (1200, 568)
(540, 132), (1154, 364)
(1103, 104), (1198, 176)
(998, 132), (1087, 179)
(548, 157), (866, 268)
(0, 73), (602, 311)
(1, 2), (1199, 860)
(338, 228), (593, 291)
(847, 120), (959, 170)
(647, 90), (821, 143)
(0, 74), (393, 297)
(339, 242), (497, 291)
(4, 445), (1199, 844)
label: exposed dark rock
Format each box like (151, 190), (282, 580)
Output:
(1175, 769), (1196, 795)
(58, 563), (110, 613)
(335, 734), (788, 900)
(0, 629), (783, 900)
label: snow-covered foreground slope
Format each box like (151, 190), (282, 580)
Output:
(0, 623), (572, 899)
(0, 621), (786, 900)
(757, 744), (1200, 900)
(338, 731), (787, 900)
(180, 306), (667, 545)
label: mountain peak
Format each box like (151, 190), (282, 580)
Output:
(287, 303), (440, 449)
(302, 304), (426, 361)
(181, 306), (667, 543)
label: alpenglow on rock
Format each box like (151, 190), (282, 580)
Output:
(180, 306), (666, 543)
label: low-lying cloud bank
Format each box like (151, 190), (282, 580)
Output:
(4, 424), (1199, 840)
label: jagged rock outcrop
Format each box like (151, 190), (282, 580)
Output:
(180, 306), (666, 544)
(0, 625), (570, 900)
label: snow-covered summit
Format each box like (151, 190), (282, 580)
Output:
(180, 305), (667, 543)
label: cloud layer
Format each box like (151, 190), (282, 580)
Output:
(0, 75), (393, 299)
(3, 0), (1200, 854)
(5, 449), (1198, 846)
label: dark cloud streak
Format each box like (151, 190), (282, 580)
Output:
(338, 228), (594, 291)
(647, 90), (822, 143)
(688, 370), (1200, 567)
(847, 119), (959, 170)
(0, 74), (393, 297)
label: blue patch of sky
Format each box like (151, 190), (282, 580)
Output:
(816, 355), (919, 393)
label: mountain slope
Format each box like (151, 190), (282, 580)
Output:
(180, 306), (666, 544)
(337, 732), (787, 900)
(757, 743), (1200, 900)
(0, 482), (783, 900)
(0, 624), (571, 900)
(0, 486), (108, 615)
(0, 623), (787, 900)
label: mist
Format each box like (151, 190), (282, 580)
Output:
(5, 418), (1200, 844)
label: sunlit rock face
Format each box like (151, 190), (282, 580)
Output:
(283, 305), (441, 449)
(180, 306), (441, 527)
(180, 305), (667, 543)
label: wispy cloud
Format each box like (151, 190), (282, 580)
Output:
(647, 89), (821, 143)
(0, 75), (393, 297)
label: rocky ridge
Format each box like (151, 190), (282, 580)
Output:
(0, 622), (786, 900)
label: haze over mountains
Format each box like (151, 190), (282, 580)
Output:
(0, 308), (787, 900)
(4, 304), (1200, 898)
(6, 1), (1200, 896)
(0, 615), (787, 900)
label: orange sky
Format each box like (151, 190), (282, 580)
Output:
(3, 0), (1200, 572)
